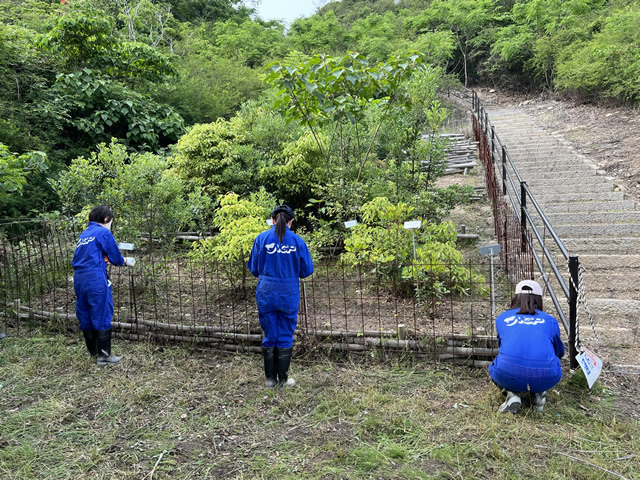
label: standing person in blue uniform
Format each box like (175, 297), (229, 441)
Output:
(247, 205), (314, 388)
(73, 205), (134, 365)
(489, 280), (565, 413)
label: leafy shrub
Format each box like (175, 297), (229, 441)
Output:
(341, 197), (486, 298)
(555, 5), (640, 102)
(188, 190), (275, 289)
(169, 119), (248, 196)
(53, 140), (203, 245)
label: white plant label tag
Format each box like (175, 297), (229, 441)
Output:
(344, 220), (358, 229)
(576, 347), (602, 389)
(403, 220), (422, 229)
(118, 242), (135, 251)
(266, 219), (273, 226)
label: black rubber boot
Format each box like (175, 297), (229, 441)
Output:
(82, 330), (98, 357)
(262, 347), (277, 388)
(276, 347), (295, 387)
(96, 329), (122, 365)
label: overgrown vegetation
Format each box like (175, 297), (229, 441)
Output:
(0, 336), (638, 479)
(2, 0), (637, 222)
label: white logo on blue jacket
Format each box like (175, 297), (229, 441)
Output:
(265, 243), (297, 255)
(76, 236), (96, 248)
(503, 315), (545, 327)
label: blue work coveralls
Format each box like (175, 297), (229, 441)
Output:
(72, 222), (125, 332)
(247, 226), (314, 348)
(489, 308), (565, 393)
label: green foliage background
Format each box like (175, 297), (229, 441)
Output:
(2, 0), (635, 235)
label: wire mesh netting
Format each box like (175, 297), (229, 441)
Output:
(0, 222), (528, 365)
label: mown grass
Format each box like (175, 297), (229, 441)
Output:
(0, 334), (638, 479)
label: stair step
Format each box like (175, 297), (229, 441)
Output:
(516, 166), (600, 181)
(535, 201), (637, 214)
(563, 237), (640, 254)
(557, 254), (640, 270)
(528, 183), (614, 194)
(552, 223), (640, 237)
(542, 211), (640, 225)
(536, 191), (625, 204)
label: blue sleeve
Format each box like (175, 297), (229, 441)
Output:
(298, 240), (313, 279)
(247, 238), (260, 277)
(101, 230), (125, 266)
(551, 320), (565, 359)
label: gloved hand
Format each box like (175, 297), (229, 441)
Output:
(124, 256), (136, 267)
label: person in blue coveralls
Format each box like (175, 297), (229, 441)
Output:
(73, 206), (134, 365)
(247, 205), (314, 388)
(489, 280), (565, 413)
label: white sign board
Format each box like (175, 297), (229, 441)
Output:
(479, 244), (501, 256)
(266, 219), (273, 226)
(576, 347), (603, 389)
(344, 220), (358, 229)
(403, 220), (422, 230)
(118, 242), (135, 251)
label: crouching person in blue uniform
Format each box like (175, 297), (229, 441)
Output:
(489, 280), (565, 413)
(247, 205), (314, 388)
(73, 206), (134, 365)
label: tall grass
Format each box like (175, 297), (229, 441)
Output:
(0, 334), (638, 479)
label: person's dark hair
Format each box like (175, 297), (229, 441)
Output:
(271, 205), (294, 243)
(511, 292), (543, 315)
(89, 205), (114, 225)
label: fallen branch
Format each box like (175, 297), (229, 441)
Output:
(144, 450), (166, 480)
(534, 445), (630, 480)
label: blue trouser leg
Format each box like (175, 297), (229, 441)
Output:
(489, 363), (562, 393)
(274, 310), (298, 348)
(258, 310), (278, 348)
(74, 273), (113, 332)
(256, 280), (300, 348)
(74, 281), (92, 332)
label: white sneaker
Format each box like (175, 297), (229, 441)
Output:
(280, 378), (295, 388)
(97, 352), (122, 365)
(532, 391), (547, 412)
(498, 391), (521, 413)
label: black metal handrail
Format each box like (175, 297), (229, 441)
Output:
(471, 90), (579, 368)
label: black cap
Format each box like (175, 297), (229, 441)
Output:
(271, 205), (295, 219)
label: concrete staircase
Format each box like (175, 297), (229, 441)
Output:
(482, 104), (640, 371)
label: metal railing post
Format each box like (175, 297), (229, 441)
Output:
(568, 255), (579, 369)
(520, 181), (527, 252)
(502, 146), (507, 195)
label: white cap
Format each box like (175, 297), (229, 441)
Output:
(515, 279), (542, 296)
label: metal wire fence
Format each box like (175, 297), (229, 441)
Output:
(0, 221), (525, 366)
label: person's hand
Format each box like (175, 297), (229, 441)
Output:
(124, 257), (136, 267)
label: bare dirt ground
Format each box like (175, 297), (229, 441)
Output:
(477, 88), (640, 202)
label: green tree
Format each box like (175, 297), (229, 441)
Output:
(287, 11), (351, 55)
(406, 0), (498, 87)
(350, 12), (401, 64)
(213, 19), (287, 67)
(0, 144), (48, 203)
(166, 0), (250, 23)
(555, 4), (640, 102)
(38, 7), (184, 151)
(266, 51), (429, 188)
(169, 119), (251, 196)
(491, 0), (606, 88)
(53, 140), (203, 244)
